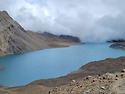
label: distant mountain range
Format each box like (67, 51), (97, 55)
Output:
(0, 11), (81, 56)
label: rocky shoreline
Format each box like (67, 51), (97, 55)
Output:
(110, 42), (125, 50)
(1, 56), (125, 94)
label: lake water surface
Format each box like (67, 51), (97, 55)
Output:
(0, 43), (125, 86)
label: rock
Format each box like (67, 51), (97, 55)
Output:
(87, 76), (92, 80)
(101, 86), (105, 90)
(121, 69), (125, 73)
(72, 80), (76, 83)
(121, 73), (124, 78)
(102, 76), (106, 79)
(92, 78), (98, 82)
(116, 75), (118, 77)
(0, 67), (4, 71)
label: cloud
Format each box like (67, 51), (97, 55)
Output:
(0, 0), (125, 43)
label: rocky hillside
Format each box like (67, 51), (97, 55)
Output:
(27, 31), (81, 48)
(110, 42), (125, 50)
(0, 11), (81, 56)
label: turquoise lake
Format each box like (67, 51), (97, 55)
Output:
(0, 43), (125, 86)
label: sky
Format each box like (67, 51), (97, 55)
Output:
(0, 0), (125, 43)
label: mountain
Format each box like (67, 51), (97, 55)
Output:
(0, 11), (81, 56)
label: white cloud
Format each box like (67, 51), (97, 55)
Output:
(0, 0), (125, 42)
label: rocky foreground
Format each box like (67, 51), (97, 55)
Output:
(0, 11), (81, 56)
(1, 56), (125, 94)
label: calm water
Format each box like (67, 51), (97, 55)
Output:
(0, 43), (125, 86)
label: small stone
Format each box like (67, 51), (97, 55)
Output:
(79, 85), (82, 88)
(99, 77), (102, 80)
(86, 77), (89, 80)
(48, 91), (51, 94)
(115, 78), (118, 80)
(0, 67), (4, 71)
(103, 76), (106, 79)
(72, 80), (76, 83)
(88, 76), (92, 78)
(76, 84), (79, 86)
(121, 69), (125, 73)
(101, 86), (105, 90)
(121, 73), (124, 78)
(92, 78), (97, 82)
(116, 75), (118, 77)
(98, 74), (101, 76)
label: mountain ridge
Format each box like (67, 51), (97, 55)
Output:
(0, 11), (82, 56)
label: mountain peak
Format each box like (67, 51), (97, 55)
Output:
(0, 10), (8, 14)
(0, 11), (11, 19)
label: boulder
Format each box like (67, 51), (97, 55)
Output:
(0, 67), (4, 71)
